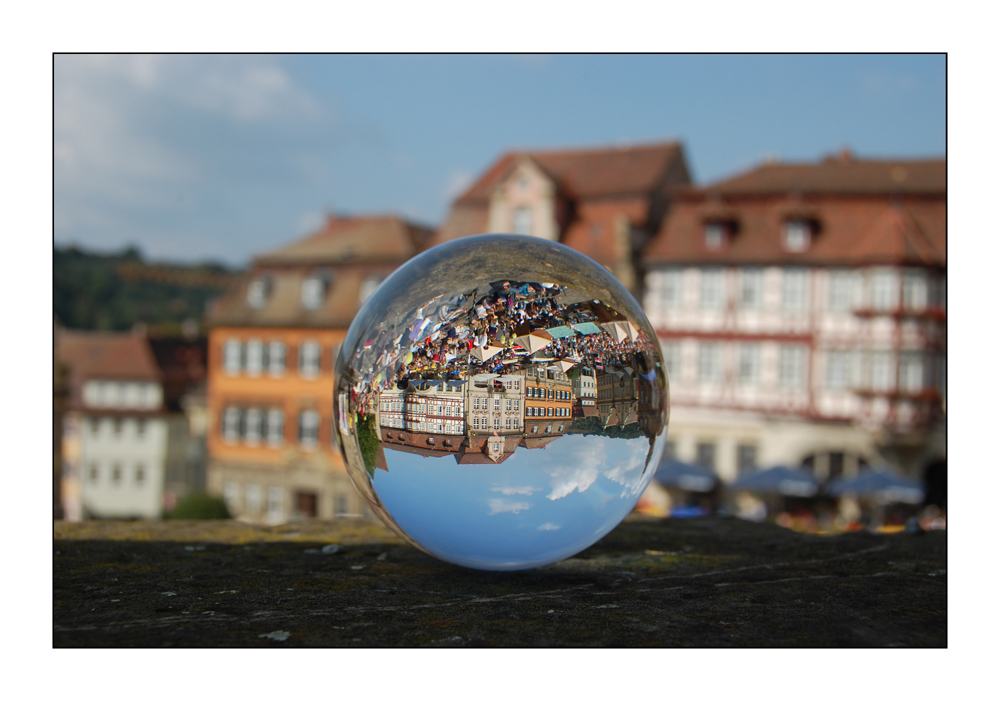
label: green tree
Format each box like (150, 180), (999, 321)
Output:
(166, 492), (231, 520)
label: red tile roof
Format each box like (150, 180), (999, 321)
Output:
(455, 141), (687, 204)
(644, 156), (945, 267)
(254, 215), (434, 266)
(705, 154), (945, 197)
(209, 215), (435, 328)
(56, 330), (161, 382)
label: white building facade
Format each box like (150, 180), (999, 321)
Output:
(641, 155), (946, 497)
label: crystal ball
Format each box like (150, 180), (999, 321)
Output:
(334, 234), (669, 570)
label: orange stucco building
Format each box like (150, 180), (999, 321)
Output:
(205, 215), (434, 522)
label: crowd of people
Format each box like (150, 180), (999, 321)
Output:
(345, 279), (660, 418)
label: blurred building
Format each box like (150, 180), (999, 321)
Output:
(641, 151), (945, 496)
(56, 329), (207, 520)
(204, 215), (434, 523)
(436, 141), (691, 297)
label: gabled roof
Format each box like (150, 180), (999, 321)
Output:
(705, 154), (945, 197)
(254, 215), (434, 266)
(455, 141), (687, 204)
(644, 155), (946, 267)
(56, 330), (161, 382)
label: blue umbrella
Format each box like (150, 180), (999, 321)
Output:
(654, 460), (719, 493)
(828, 466), (925, 504)
(730, 466), (820, 497)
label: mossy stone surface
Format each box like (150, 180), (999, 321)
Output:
(54, 515), (946, 647)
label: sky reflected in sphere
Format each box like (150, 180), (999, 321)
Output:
(334, 235), (669, 571)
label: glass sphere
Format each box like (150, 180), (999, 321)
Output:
(334, 234), (669, 570)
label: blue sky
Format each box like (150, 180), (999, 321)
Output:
(53, 54), (945, 267)
(372, 432), (660, 570)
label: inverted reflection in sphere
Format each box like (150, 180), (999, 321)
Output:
(334, 235), (669, 570)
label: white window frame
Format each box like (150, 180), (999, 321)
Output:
(779, 345), (808, 389)
(698, 343), (722, 385)
(782, 268), (809, 313)
(245, 339), (264, 376)
(700, 268), (725, 309)
(298, 409), (319, 448)
(738, 344), (759, 385)
(299, 341), (321, 378)
(512, 206), (532, 236)
(871, 269), (897, 311)
(267, 341), (286, 376)
(782, 219), (811, 252)
(223, 339), (243, 376)
(739, 268), (763, 309)
(828, 270), (860, 312)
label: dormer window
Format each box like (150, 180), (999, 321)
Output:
(513, 207), (532, 236)
(247, 276), (272, 309)
(704, 221), (732, 250)
(301, 271), (331, 310)
(782, 219), (812, 252)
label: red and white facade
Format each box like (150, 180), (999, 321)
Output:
(641, 153), (946, 489)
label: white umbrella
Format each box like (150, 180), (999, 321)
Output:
(520, 333), (552, 355)
(472, 345), (505, 363)
(555, 359), (577, 372)
(602, 322), (627, 343)
(626, 321), (641, 341)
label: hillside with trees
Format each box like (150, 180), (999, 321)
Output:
(54, 245), (241, 333)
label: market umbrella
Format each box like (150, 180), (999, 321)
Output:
(572, 322), (602, 336)
(828, 466), (925, 504)
(654, 460), (720, 493)
(471, 345), (505, 363)
(545, 325), (577, 339)
(520, 332), (553, 355)
(730, 466), (820, 497)
(554, 359), (577, 372)
(602, 322), (628, 343)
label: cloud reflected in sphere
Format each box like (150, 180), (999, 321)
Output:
(334, 235), (669, 570)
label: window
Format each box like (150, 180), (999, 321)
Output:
(902, 270), (928, 311)
(267, 342), (286, 376)
(871, 352), (894, 391)
(111, 463), (122, 485)
(739, 268), (763, 308)
(699, 343), (721, 385)
(335, 493), (349, 517)
(301, 274), (328, 310)
(264, 408), (283, 446)
(737, 445), (757, 475)
(89, 462), (99, 484)
(780, 346), (807, 389)
(223, 340), (242, 375)
(245, 484), (262, 514)
(222, 407), (241, 443)
(704, 222), (726, 250)
(513, 207), (532, 236)
(266, 487), (284, 522)
(299, 341), (321, 378)
(696, 442), (716, 471)
(494, 398), (500, 410)
(244, 408), (262, 445)
(135, 418), (146, 437)
(657, 269), (683, 309)
(134, 464), (145, 487)
(783, 219), (811, 252)
(872, 270), (896, 310)
(826, 351), (848, 390)
(298, 410), (319, 448)
(700, 268), (725, 309)
(782, 269), (808, 312)
(738, 344), (759, 385)
(245, 339), (264, 376)
(662, 342), (680, 381)
(899, 353), (925, 393)
(247, 277), (271, 309)
(829, 270), (860, 312)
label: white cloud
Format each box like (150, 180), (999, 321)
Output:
(542, 435), (652, 501)
(491, 486), (540, 496)
(537, 523), (561, 531)
(487, 499), (531, 515)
